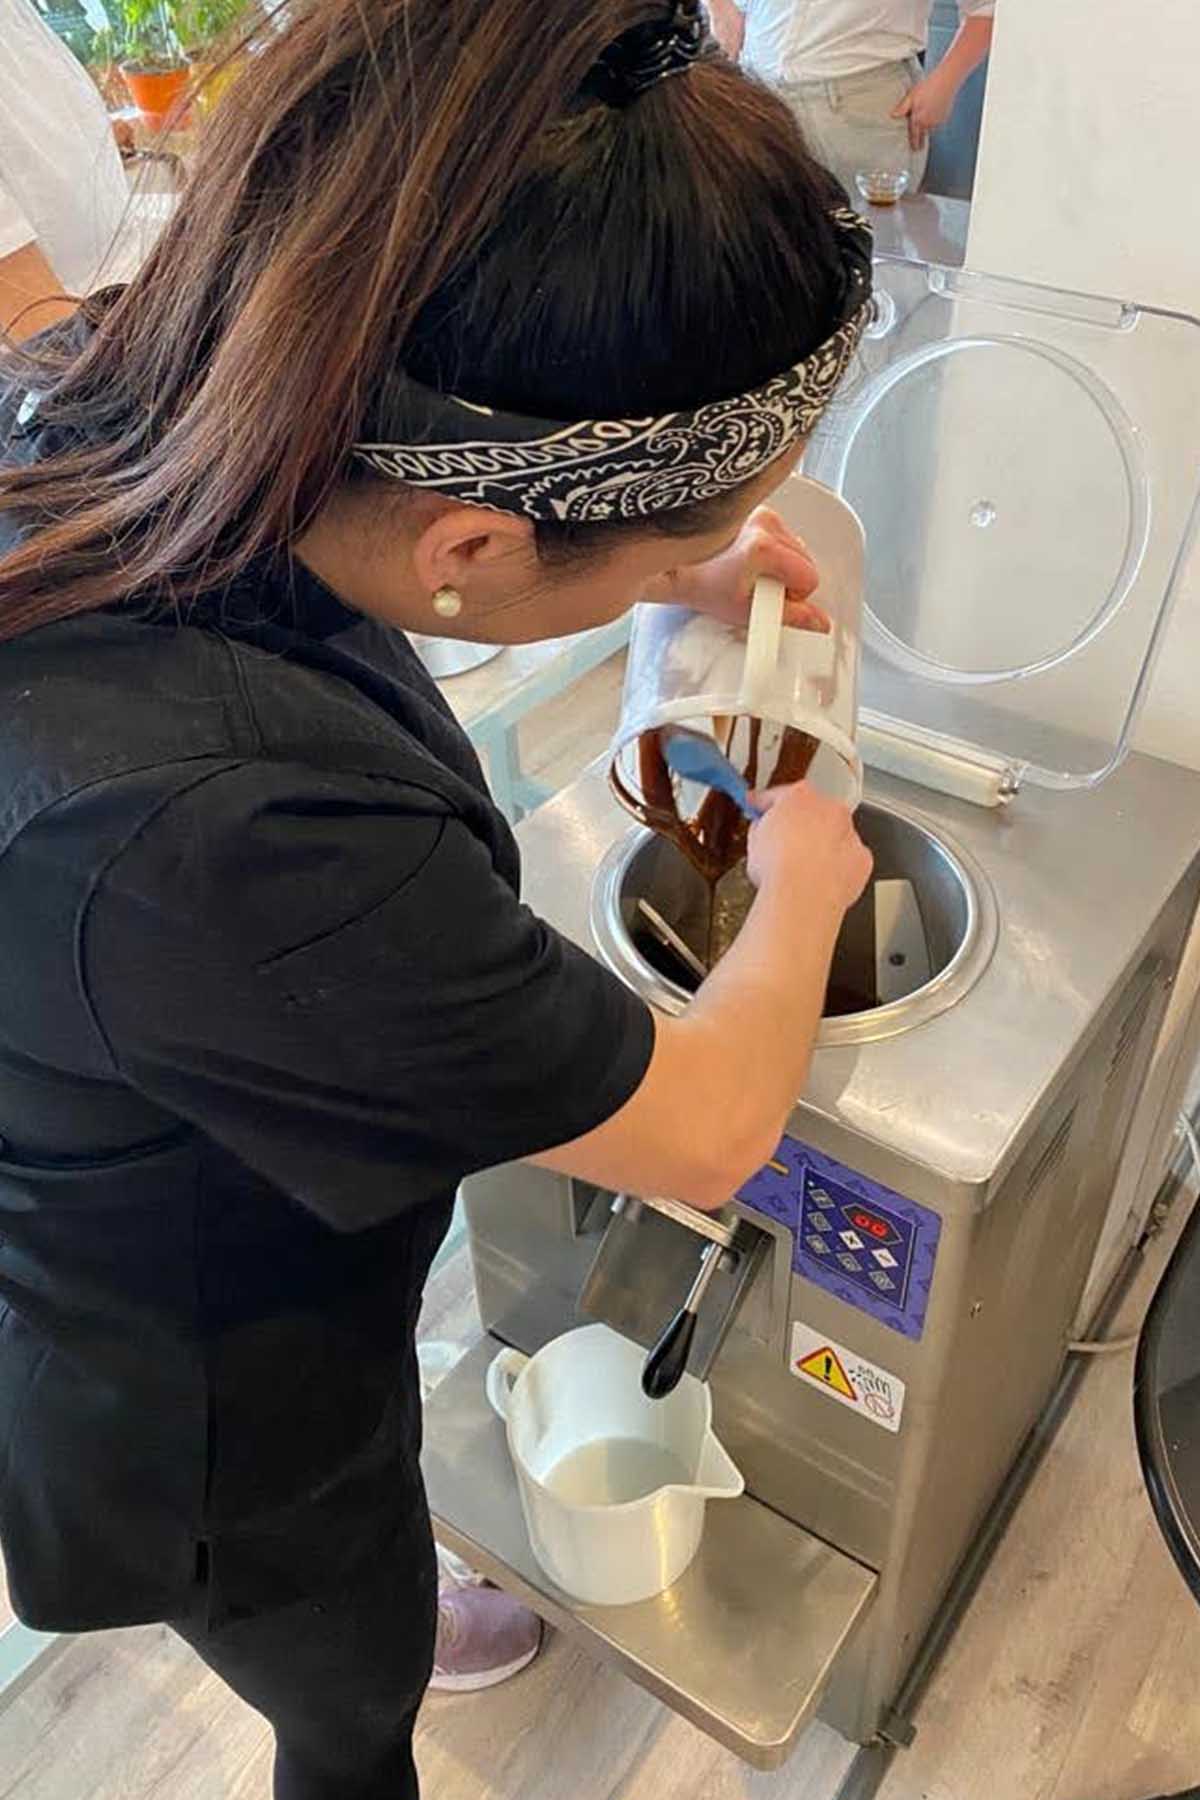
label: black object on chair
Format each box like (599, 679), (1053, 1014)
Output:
(1132, 1179), (1200, 1800)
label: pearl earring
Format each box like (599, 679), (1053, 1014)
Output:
(432, 585), (463, 620)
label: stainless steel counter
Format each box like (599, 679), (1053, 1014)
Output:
(858, 192), (969, 267)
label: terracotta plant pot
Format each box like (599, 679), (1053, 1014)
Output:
(120, 63), (190, 134)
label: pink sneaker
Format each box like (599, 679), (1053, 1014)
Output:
(429, 1581), (542, 1693)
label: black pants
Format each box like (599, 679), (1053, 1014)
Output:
(172, 1513), (438, 1800)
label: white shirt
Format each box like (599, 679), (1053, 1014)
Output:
(0, 0), (129, 292)
(736, 0), (995, 86)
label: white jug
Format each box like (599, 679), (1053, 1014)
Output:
(486, 1323), (743, 1607)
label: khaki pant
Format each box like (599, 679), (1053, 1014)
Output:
(778, 57), (929, 202)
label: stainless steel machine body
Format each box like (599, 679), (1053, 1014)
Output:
(423, 257), (1200, 1768)
(425, 757), (1200, 1763)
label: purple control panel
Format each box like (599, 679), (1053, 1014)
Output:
(738, 1133), (942, 1341)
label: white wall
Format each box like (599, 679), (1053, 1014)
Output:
(966, 0), (1200, 773)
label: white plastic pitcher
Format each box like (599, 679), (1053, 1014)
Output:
(611, 473), (865, 810)
(486, 1323), (743, 1607)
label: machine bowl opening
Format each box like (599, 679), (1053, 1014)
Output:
(592, 801), (994, 1046)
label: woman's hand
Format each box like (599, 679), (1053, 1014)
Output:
(747, 782), (872, 917)
(654, 505), (830, 633)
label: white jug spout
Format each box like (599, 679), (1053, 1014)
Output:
(696, 1430), (745, 1499)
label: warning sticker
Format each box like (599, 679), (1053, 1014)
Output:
(796, 1343), (856, 1400)
(790, 1322), (906, 1433)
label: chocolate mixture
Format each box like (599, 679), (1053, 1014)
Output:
(612, 723), (878, 1013)
(611, 719), (820, 889)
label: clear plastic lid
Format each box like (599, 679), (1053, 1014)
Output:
(804, 258), (1200, 789)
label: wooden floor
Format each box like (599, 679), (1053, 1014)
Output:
(3, 657), (1200, 1800)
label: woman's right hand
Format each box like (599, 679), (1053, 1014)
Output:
(746, 782), (872, 918)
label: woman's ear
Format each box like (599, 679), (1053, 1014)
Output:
(411, 504), (535, 601)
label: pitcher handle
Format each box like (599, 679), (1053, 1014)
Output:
(485, 1347), (528, 1421)
(740, 575), (785, 713)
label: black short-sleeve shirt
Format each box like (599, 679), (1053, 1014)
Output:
(0, 413), (653, 1629)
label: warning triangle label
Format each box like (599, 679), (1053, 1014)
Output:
(796, 1344), (857, 1401)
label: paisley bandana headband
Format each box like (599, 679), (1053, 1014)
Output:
(353, 208), (873, 525)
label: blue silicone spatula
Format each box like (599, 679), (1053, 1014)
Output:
(660, 726), (764, 822)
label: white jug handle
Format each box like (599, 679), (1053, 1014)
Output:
(485, 1347), (528, 1421)
(741, 576), (786, 711)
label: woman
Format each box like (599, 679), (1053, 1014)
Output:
(0, 0), (871, 1794)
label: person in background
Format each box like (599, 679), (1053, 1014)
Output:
(709, 0), (994, 197)
(0, 0), (129, 338)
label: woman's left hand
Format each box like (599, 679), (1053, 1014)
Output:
(654, 506), (830, 633)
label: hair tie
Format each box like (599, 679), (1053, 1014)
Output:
(580, 0), (710, 108)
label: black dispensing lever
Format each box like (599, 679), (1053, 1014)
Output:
(641, 1240), (725, 1400)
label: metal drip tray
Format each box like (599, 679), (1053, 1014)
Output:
(423, 1337), (877, 1769)
(590, 797), (997, 1046)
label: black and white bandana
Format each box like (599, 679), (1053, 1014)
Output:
(353, 209), (872, 524)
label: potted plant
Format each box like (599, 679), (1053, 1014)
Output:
(110, 0), (190, 134)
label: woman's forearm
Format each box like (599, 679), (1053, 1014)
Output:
(681, 876), (842, 1159)
(534, 783), (868, 1210)
(535, 878), (845, 1210)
